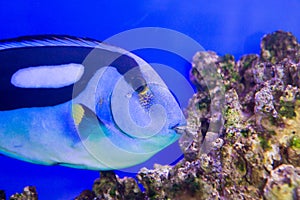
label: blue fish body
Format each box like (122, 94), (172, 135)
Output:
(0, 35), (185, 170)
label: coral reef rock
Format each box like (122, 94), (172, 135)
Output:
(263, 164), (300, 200)
(10, 186), (38, 200)
(75, 190), (96, 200)
(89, 171), (144, 200)
(75, 30), (300, 200)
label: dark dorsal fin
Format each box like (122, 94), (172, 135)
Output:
(0, 34), (146, 79)
(0, 35), (105, 51)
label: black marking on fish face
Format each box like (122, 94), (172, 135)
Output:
(0, 39), (147, 111)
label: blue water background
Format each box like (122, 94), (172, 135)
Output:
(0, 0), (300, 199)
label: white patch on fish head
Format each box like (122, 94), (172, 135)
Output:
(11, 63), (84, 88)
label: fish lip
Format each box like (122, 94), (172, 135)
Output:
(170, 123), (187, 134)
(170, 123), (180, 130)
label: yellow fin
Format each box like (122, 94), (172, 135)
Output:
(71, 103), (105, 142)
(72, 104), (85, 126)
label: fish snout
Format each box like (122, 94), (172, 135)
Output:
(171, 125), (187, 135)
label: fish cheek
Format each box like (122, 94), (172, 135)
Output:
(138, 87), (154, 110)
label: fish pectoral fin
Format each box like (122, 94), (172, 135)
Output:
(72, 103), (105, 141)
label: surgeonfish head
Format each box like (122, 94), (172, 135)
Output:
(0, 35), (186, 170)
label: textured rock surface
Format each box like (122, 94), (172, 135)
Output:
(91, 171), (144, 199)
(10, 186), (38, 200)
(75, 190), (96, 200)
(73, 30), (300, 200)
(263, 164), (300, 200)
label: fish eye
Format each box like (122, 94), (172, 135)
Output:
(136, 84), (148, 94)
(129, 76), (147, 92)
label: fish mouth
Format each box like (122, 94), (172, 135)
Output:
(170, 123), (187, 135)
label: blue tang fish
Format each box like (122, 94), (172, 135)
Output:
(0, 35), (185, 170)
